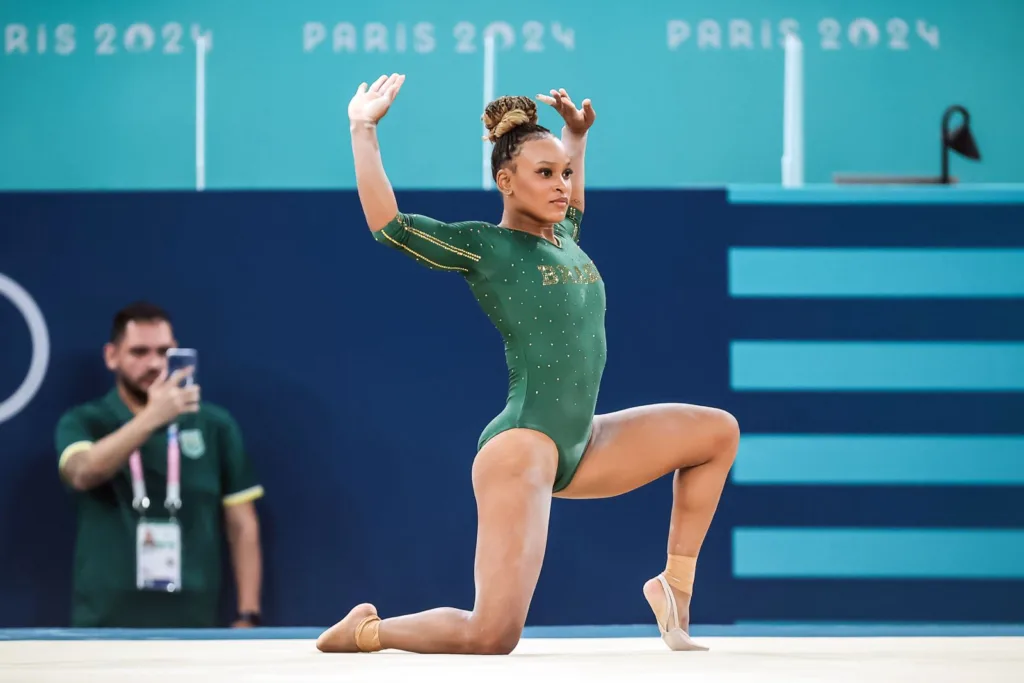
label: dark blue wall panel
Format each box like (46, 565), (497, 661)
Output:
(1, 189), (1021, 627)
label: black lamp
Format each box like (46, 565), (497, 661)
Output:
(941, 105), (980, 184)
(834, 104), (982, 185)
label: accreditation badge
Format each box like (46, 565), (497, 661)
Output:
(136, 520), (182, 592)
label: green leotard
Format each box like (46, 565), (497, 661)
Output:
(373, 206), (606, 491)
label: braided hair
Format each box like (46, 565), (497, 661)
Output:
(482, 96), (552, 181)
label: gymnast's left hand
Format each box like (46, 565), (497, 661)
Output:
(536, 88), (596, 136)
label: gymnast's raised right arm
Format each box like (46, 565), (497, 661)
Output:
(350, 122), (398, 232)
(348, 74), (487, 276)
(348, 73), (406, 232)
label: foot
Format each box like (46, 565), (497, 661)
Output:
(316, 603), (379, 653)
(643, 575), (708, 652)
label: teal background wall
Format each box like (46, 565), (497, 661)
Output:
(3, 0), (1023, 190)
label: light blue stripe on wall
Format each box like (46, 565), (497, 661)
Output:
(728, 248), (1024, 298)
(732, 528), (1024, 578)
(730, 341), (1024, 391)
(726, 184), (1024, 205)
(733, 435), (1024, 485)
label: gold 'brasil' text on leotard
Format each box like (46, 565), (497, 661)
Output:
(373, 206), (606, 491)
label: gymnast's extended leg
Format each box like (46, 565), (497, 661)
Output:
(316, 428), (557, 654)
(554, 403), (740, 650)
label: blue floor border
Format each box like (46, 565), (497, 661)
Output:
(2, 624), (1024, 641)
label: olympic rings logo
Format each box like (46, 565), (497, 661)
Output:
(0, 273), (50, 424)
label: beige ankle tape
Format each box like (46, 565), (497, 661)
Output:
(354, 614), (382, 652)
(664, 554), (697, 595)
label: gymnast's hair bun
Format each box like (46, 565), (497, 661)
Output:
(482, 96), (538, 142)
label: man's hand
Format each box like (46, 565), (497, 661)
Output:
(140, 367), (200, 429)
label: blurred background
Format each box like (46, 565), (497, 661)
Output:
(1, 0), (1022, 630)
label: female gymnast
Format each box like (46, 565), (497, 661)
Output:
(317, 73), (740, 655)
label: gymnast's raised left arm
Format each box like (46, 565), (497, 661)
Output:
(537, 88), (595, 214)
(562, 128), (587, 214)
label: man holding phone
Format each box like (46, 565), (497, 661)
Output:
(54, 301), (265, 628)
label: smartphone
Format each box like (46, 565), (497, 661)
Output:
(166, 348), (198, 387)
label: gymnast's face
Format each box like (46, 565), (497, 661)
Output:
(499, 135), (573, 224)
(104, 320), (176, 404)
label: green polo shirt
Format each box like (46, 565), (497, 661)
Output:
(54, 389), (264, 628)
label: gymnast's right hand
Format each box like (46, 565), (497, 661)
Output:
(348, 73), (405, 125)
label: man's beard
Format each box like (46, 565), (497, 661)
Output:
(119, 374), (153, 405)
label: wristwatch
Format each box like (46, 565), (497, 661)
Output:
(237, 611), (262, 626)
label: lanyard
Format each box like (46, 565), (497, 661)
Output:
(129, 424), (182, 516)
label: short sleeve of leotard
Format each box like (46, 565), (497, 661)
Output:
(555, 206), (583, 244)
(373, 212), (487, 275)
